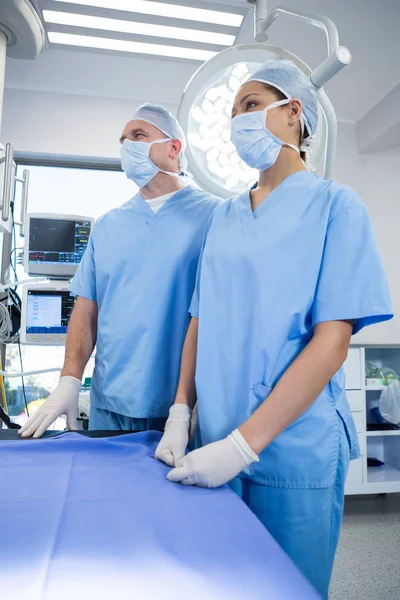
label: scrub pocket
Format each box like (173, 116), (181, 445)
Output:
(244, 382), (341, 488)
(249, 383), (272, 415)
(335, 409), (354, 459)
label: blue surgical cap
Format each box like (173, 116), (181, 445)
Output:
(246, 60), (318, 137)
(133, 103), (187, 171)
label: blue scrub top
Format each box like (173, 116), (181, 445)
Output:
(70, 186), (219, 419)
(190, 171), (393, 488)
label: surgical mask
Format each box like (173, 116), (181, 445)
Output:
(231, 99), (301, 172)
(120, 138), (179, 188)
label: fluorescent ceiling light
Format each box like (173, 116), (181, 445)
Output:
(47, 31), (217, 61)
(43, 10), (235, 46)
(52, 0), (244, 27)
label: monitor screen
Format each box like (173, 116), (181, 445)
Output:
(28, 218), (91, 269)
(26, 290), (76, 335)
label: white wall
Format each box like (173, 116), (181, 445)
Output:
(2, 87), (177, 158)
(334, 123), (400, 345)
(2, 88), (400, 344)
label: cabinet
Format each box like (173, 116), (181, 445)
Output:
(344, 348), (362, 389)
(346, 435), (366, 485)
(346, 390), (364, 413)
(344, 346), (400, 495)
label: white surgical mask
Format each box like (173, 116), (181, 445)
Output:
(120, 138), (179, 189)
(231, 99), (301, 172)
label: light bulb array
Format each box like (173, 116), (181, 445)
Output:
(188, 63), (259, 194)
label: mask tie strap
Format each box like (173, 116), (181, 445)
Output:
(147, 138), (181, 179)
(300, 135), (315, 170)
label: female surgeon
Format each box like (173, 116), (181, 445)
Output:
(155, 60), (393, 598)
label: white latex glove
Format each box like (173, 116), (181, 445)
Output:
(167, 429), (259, 488)
(155, 404), (192, 467)
(19, 376), (81, 439)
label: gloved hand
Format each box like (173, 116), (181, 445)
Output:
(167, 429), (259, 488)
(19, 376), (81, 439)
(155, 404), (192, 467)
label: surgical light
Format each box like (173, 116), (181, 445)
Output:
(52, 0), (244, 28)
(42, 10), (236, 47)
(178, 44), (327, 199)
(47, 32), (217, 62)
(178, 4), (351, 199)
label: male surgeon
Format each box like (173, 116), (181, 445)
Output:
(20, 104), (219, 437)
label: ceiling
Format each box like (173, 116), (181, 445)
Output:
(4, 0), (400, 152)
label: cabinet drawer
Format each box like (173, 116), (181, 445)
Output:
(346, 390), (364, 412)
(346, 434), (366, 485)
(344, 348), (362, 389)
(347, 456), (363, 484)
(351, 411), (365, 433)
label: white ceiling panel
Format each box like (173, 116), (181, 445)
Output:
(4, 0), (400, 139)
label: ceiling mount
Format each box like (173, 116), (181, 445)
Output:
(0, 0), (45, 59)
(0, 24), (16, 47)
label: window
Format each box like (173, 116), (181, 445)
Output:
(5, 163), (137, 424)
(17, 164), (137, 219)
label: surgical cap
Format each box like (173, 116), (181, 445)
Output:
(133, 103), (187, 171)
(246, 60), (318, 137)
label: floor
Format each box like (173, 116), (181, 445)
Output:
(330, 494), (400, 599)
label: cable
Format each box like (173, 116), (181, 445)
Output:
(0, 367), (62, 378)
(0, 403), (20, 429)
(0, 277), (48, 292)
(0, 201), (28, 418)
(0, 357), (8, 412)
(8, 287), (21, 310)
(0, 287), (22, 343)
(17, 339), (29, 417)
(9, 262), (18, 285)
(10, 247), (23, 265)
(0, 302), (13, 341)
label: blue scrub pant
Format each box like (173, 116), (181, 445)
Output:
(89, 406), (167, 432)
(230, 419), (350, 599)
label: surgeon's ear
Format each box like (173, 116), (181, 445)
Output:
(169, 139), (182, 160)
(287, 99), (303, 126)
